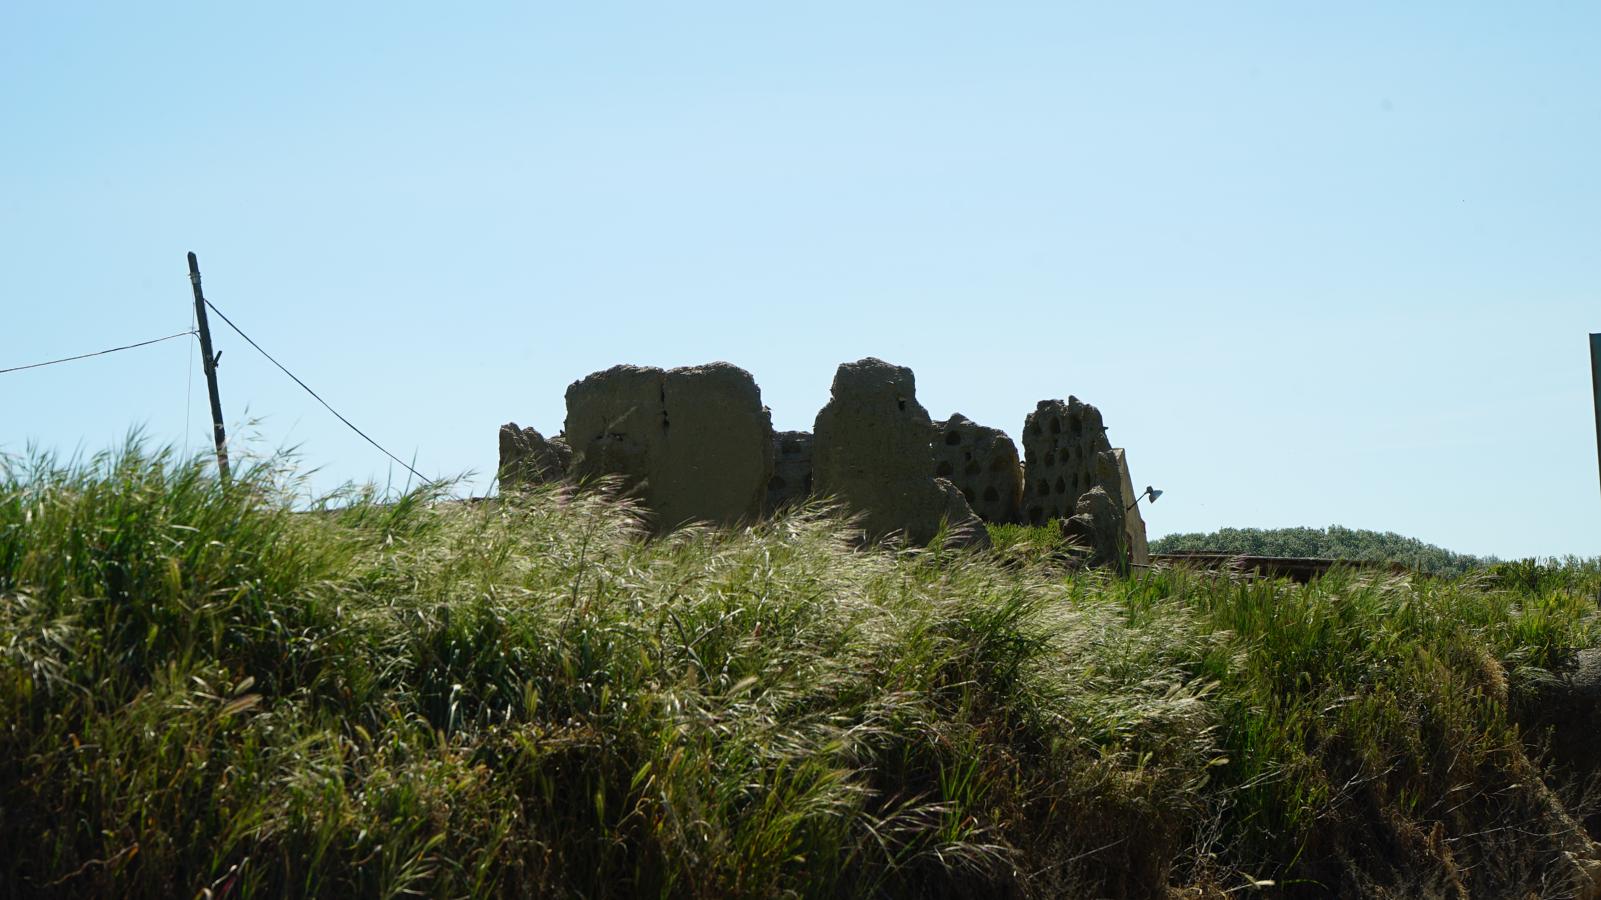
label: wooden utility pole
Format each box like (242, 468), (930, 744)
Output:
(188, 252), (231, 483)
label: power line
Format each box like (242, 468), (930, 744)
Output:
(200, 298), (431, 485)
(0, 330), (196, 376)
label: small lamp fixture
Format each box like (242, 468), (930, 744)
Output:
(1127, 485), (1162, 512)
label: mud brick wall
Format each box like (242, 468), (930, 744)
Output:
(1019, 397), (1117, 527)
(813, 358), (987, 548)
(564, 362), (774, 531)
(765, 430), (814, 515)
(932, 414), (1023, 524)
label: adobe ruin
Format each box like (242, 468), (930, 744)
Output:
(498, 423), (570, 489)
(765, 430), (814, 515)
(812, 358), (988, 548)
(562, 362), (774, 531)
(1019, 397), (1118, 527)
(500, 359), (1152, 564)
(932, 414), (1023, 525)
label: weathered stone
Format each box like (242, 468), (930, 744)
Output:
(1112, 448), (1150, 567)
(498, 423), (571, 489)
(765, 430), (814, 515)
(932, 413), (1023, 524)
(1061, 481), (1128, 572)
(1020, 397), (1117, 527)
(564, 362), (774, 530)
(812, 358), (988, 548)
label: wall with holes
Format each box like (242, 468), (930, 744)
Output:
(931, 414), (1023, 525)
(1018, 398), (1116, 527)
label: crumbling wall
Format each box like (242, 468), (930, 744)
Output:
(510, 361), (1151, 569)
(765, 430), (813, 515)
(812, 358), (988, 548)
(564, 362), (774, 530)
(1019, 397), (1117, 527)
(1062, 483), (1128, 574)
(1112, 448), (1150, 567)
(498, 423), (571, 489)
(932, 414), (1023, 524)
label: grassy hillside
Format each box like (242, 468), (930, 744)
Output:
(1150, 526), (1495, 575)
(3, 442), (1601, 897)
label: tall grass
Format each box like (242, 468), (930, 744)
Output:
(2, 440), (1599, 897)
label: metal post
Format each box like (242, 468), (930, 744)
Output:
(1592, 334), (1601, 506)
(188, 252), (231, 484)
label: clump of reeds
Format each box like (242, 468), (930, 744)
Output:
(1, 439), (1598, 898)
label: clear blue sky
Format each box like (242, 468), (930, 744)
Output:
(3, 3), (1598, 559)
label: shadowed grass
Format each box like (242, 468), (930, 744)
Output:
(2, 440), (1599, 897)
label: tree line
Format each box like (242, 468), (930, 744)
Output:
(1149, 525), (1494, 575)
